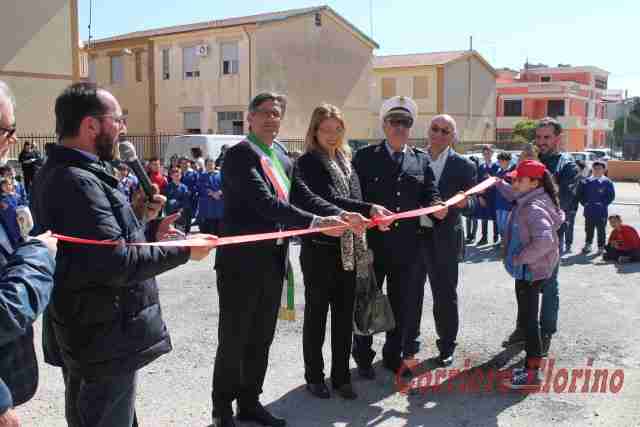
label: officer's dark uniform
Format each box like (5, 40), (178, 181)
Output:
(351, 141), (441, 370)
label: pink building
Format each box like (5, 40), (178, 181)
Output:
(496, 64), (613, 151)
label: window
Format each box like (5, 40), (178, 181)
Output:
(135, 51), (143, 82)
(110, 55), (124, 84)
(497, 131), (513, 142)
(88, 59), (96, 83)
(540, 76), (551, 82)
(595, 78), (607, 90)
(218, 111), (244, 135)
(413, 76), (429, 99)
(221, 42), (239, 75)
(315, 12), (322, 26)
(503, 100), (522, 117)
(547, 100), (565, 117)
(161, 48), (170, 80)
(381, 78), (396, 99)
(183, 46), (200, 79)
(183, 112), (201, 134)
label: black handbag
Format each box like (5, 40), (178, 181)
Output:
(353, 251), (396, 336)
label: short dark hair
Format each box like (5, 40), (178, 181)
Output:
(149, 156), (160, 163)
(191, 147), (203, 158)
(537, 117), (562, 136)
(608, 214), (621, 221)
(575, 159), (586, 170)
(481, 144), (493, 153)
(497, 152), (512, 161)
(0, 166), (9, 176)
(249, 92), (287, 116)
(55, 83), (108, 139)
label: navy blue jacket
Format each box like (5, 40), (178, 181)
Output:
(31, 145), (190, 380)
(163, 181), (191, 216)
(539, 152), (580, 214)
(577, 176), (616, 219)
(197, 171), (224, 220)
(495, 167), (515, 211)
(352, 142), (441, 266)
(0, 235), (55, 414)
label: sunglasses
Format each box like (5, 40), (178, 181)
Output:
(430, 125), (451, 136)
(387, 118), (413, 129)
(0, 126), (16, 139)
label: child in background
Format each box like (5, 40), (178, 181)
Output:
(0, 165), (27, 205)
(496, 160), (564, 389)
(578, 160), (615, 254)
(603, 215), (640, 263)
(163, 166), (191, 230)
(495, 152), (515, 240)
(197, 158), (223, 235)
(0, 178), (23, 247)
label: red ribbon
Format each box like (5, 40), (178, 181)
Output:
(53, 177), (497, 248)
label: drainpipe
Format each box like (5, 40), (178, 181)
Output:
(242, 26), (253, 102)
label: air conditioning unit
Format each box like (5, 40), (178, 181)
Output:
(196, 44), (209, 57)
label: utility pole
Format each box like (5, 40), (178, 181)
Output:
(369, 0), (374, 39)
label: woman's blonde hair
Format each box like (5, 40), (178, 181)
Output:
(304, 103), (349, 156)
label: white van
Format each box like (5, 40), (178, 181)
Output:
(163, 134), (245, 166)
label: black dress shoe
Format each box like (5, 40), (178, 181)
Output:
(436, 353), (454, 367)
(236, 403), (286, 427)
(211, 414), (236, 427)
(357, 365), (376, 380)
(383, 358), (402, 374)
(333, 383), (358, 400)
(477, 237), (488, 246)
(306, 382), (330, 399)
(502, 328), (526, 347)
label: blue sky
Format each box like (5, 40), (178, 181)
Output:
(79, 0), (638, 96)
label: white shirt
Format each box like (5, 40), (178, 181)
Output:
(427, 147), (451, 185)
(384, 141), (408, 158)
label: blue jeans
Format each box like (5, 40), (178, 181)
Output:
(540, 264), (559, 336)
(557, 211), (577, 249)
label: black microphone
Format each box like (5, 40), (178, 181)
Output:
(118, 140), (155, 200)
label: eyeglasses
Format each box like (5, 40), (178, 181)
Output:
(430, 125), (451, 136)
(253, 109), (281, 119)
(93, 114), (128, 127)
(0, 126), (16, 139)
(387, 118), (413, 129)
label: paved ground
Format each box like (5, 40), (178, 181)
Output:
(17, 183), (640, 426)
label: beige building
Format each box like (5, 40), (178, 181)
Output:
(0, 0), (80, 134)
(87, 6), (378, 140)
(371, 51), (497, 142)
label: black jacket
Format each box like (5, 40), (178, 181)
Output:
(352, 142), (441, 265)
(31, 145), (190, 380)
(214, 140), (315, 272)
(429, 149), (477, 258)
(290, 150), (373, 246)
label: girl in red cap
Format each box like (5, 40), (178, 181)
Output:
(496, 160), (565, 389)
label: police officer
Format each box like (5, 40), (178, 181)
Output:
(351, 96), (446, 378)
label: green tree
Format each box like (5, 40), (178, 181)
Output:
(512, 119), (538, 143)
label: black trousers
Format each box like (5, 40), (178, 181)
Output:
(603, 246), (640, 261)
(300, 242), (355, 387)
(200, 218), (221, 235)
(212, 252), (284, 417)
(352, 243), (427, 368)
(180, 206), (194, 234)
(585, 217), (607, 248)
(515, 280), (543, 366)
(422, 230), (460, 356)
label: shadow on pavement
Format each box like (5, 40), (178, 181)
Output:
(463, 244), (502, 264)
(265, 348), (530, 427)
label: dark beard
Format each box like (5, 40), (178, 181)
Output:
(95, 130), (116, 161)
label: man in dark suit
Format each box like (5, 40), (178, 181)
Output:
(351, 96), (446, 378)
(211, 93), (346, 427)
(416, 114), (477, 366)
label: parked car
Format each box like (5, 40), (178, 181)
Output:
(584, 148), (611, 161)
(568, 151), (597, 177)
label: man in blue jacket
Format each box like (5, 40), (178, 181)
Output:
(0, 80), (57, 427)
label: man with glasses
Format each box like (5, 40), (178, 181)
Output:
(502, 117), (579, 355)
(31, 82), (215, 427)
(211, 92), (347, 427)
(410, 114), (477, 367)
(0, 80), (58, 427)
(351, 96), (446, 378)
